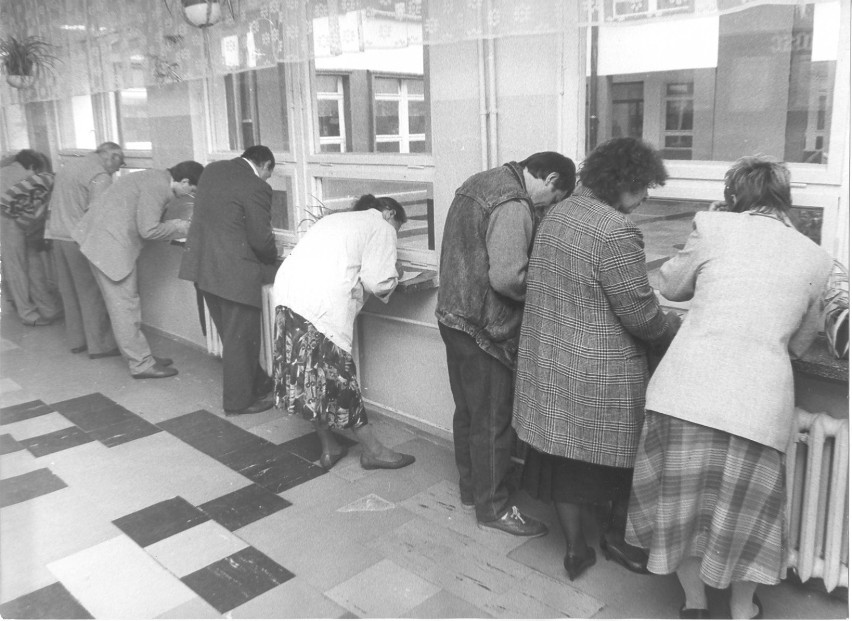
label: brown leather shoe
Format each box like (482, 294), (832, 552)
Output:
(478, 506), (548, 538)
(154, 356), (173, 367)
(224, 398), (273, 416)
(360, 451), (415, 470)
(132, 363), (178, 380)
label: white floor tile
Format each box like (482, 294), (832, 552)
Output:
(145, 521), (248, 578)
(47, 535), (196, 619)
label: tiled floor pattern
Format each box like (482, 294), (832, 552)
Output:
(0, 320), (848, 619)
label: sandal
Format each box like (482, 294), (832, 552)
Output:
(320, 446), (348, 470)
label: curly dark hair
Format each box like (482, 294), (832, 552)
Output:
(578, 137), (668, 207)
(351, 193), (408, 225)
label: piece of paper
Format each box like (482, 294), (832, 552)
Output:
(400, 270), (423, 282)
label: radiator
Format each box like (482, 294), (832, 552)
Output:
(203, 284), (275, 375)
(785, 407), (849, 592)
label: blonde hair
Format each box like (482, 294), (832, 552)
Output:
(724, 155), (792, 215)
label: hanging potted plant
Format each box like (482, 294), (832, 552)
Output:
(0, 35), (59, 89)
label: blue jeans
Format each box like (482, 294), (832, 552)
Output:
(439, 323), (514, 522)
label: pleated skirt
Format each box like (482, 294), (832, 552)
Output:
(626, 410), (787, 588)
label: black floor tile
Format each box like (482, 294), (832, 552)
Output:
(113, 496), (209, 547)
(181, 546), (294, 613)
(159, 410), (272, 460)
(0, 400), (54, 425)
(57, 403), (138, 432)
(280, 430), (356, 463)
(0, 582), (92, 619)
(20, 427), (94, 458)
(0, 433), (24, 455)
(0, 468), (67, 508)
(50, 393), (118, 418)
(199, 483), (291, 531)
(229, 446), (327, 494)
(87, 417), (161, 447)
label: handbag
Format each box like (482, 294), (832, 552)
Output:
(0, 172), (55, 241)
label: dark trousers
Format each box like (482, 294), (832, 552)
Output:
(202, 290), (269, 412)
(439, 323), (514, 522)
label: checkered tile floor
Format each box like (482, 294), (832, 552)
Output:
(0, 315), (846, 619)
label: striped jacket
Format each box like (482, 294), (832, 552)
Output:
(513, 186), (676, 468)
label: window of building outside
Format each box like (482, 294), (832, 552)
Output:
(56, 95), (97, 150)
(316, 177), (434, 251)
(311, 2), (429, 155)
(586, 0), (840, 287)
(309, 1), (433, 255)
(211, 66), (289, 153)
(373, 76), (426, 153)
(316, 73), (348, 152)
(116, 88), (152, 150)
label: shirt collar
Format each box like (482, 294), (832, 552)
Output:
(242, 158), (260, 177)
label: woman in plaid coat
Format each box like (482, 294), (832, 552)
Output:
(513, 138), (680, 581)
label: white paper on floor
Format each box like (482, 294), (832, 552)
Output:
(338, 493), (396, 512)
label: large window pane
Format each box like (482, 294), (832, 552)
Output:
(117, 88), (151, 150)
(587, 2), (837, 165)
(312, 2), (429, 154)
(318, 178), (434, 250)
(210, 66), (289, 152)
(57, 95), (97, 150)
(270, 174), (295, 231)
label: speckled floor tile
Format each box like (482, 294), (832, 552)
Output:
(0, 400), (53, 425)
(0, 582), (92, 619)
(181, 546), (294, 613)
(20, 426), (94, 458)
(198, 483), (291, 531)
(113, 496), (210, 547)
(0, 467), (66, 507)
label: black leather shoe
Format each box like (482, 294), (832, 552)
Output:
(90, 348), (122, 359)
(679, 604), (711, 619)
(70, 345), (88, 354)
(564, 546), (596, 581)
(600, 537), (649, 574)
(154, 356), (173, 367)
(132, 363), (178, 379)
(254, 375), (274, 398)
(224, 398), (273, 416)
(478, 506), (548, 538)
(360, 451), (415, 470)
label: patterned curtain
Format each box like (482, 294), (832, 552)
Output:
(0, 0), (836, 103)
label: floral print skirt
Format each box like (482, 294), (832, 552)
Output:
(272, 306), (368, 430)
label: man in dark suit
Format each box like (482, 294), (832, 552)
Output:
(179, 146), (278, 415)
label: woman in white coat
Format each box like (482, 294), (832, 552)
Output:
(626, 156), (834, 620)
(271, 194), (415, 471)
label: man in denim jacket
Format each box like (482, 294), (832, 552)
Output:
(436, 152), (576, 537)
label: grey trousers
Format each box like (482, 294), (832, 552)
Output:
(91, 264), (156, 375)
(51, 240), (117, 354)
(0, 217), (62, 324)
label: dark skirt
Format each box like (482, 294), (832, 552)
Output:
(521, 446), (634, 506)
(626, 411), (786, 588)
(272, 306), (368, 430)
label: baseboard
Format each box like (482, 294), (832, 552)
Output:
(363, 398), (453, 450)
(142, 323), (211, 356)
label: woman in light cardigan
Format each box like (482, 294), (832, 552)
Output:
(271, 194), (415, 471)
(626, 156), (834, 620)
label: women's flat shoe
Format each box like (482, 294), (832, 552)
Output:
(752, 595), (764, 620)
(70, 345), (88, 354)
(360, 452), (415, 470)
(564, 547), (596, 581)
(320, 446), (348, 469)
(23, 317), (51, 326)
(679, 604), (711, 619)
(600, 537), (650, 574)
